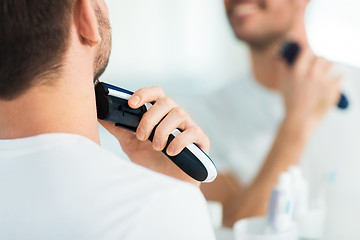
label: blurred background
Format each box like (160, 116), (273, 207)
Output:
(99, 0), (360, 157)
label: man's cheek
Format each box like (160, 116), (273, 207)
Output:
(98, 0), (110, 18)
(224, 0), (235, 12)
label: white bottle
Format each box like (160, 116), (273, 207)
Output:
(267, 172), (294, 233)
(289, 166), (309, 220)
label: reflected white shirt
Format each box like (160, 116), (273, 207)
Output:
(182, 63), (360, 240)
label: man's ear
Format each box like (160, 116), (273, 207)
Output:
(76, 0), (101, 47)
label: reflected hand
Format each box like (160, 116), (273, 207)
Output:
(276, 47), (341, 133)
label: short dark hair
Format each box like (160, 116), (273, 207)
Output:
(0, 0), (75, 100)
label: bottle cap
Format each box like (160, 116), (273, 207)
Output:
(277, 172), (292, 190)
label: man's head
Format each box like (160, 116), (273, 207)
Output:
(0, 0), (111, 101)
(225, 0), (309, 50)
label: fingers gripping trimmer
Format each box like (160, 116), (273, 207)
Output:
(95, 82), (217, 182)
(280, 42), (349, 110)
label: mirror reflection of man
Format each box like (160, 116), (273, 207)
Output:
(196, 0), (360, 237)
(0, 0), (215, 239)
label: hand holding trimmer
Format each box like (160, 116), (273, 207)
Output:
(95, 81), (217, 183)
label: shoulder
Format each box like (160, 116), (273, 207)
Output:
(58, 134), (198, 189)
(59, 134), (210, 208)
(78, 138), (216, 239)
(53, 135), (215, 235)
(126, 182), (216, 240)
(0, 133), (214, 239)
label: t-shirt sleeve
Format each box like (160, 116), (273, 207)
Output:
(125, 183), (216, 240)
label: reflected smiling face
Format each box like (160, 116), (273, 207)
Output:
(225, 0), (306, 50)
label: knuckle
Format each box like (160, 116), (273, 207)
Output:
(139, 115), (152, 130)
(326, 62), (334, 71)
(190, 126), (202, 136)
(155, 126), (167, 139)
(202, 136), (211, 151)
(314, 57), (322, 66)
(159, 96), (174, 106)
(319, 57), (327, 64)
(204, 134), (210, 145)
(153, 86), (164, 95)
(321, 59), (332, 70)
(308, 67), (317, 78)
(173, 107), (187, 118)
(175, 135), (188, 149)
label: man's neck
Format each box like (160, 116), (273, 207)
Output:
(250, 21), (310, 91)
(0, 76), (100, 144)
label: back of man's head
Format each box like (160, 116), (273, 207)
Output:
(0, 0), (75, 101)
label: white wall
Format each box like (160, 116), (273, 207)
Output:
(102, 0), (249, 95)
(100, 0), (360, 156)
(306, 0), (360, 67)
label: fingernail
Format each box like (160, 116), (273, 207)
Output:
(153, 139), (161, 151)
(137, 128), (146, 141)
(167, 145), (175, 156)
(129, 95), (141, 107)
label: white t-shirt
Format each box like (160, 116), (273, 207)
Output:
(182, 63), (360, 239)
(0, 133), (215, 240)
